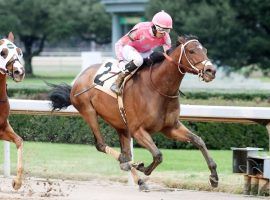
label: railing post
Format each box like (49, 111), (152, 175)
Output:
(4, 141), (10, 177)
(266, 122), (270, 153)
(128, 138), (135, 186)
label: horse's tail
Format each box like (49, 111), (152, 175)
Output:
(47, 82), (72, 111)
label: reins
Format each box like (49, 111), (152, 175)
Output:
(163, 39), (203, 75)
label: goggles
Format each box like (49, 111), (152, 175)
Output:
(155, 25), (171, 33)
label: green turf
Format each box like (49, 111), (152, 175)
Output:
(7, 76), (75, 89)
(0, 141), (232, 177)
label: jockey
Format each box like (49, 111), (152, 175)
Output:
(110, 10), (173, 95)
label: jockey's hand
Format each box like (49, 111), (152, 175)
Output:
(143, 57), (153, 66)
(149, 51), (165, 63)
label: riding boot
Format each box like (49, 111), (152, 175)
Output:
(110, 72), (127, 95)
(125, 60), (138, 72)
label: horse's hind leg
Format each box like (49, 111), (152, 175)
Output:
(0, 121), (23, 190)
(78, 103), (123, 160)
(163, 121), (219, 188)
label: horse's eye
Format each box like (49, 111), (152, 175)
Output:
(16, 48), (23, 57)
(0, 48), (8, 58)
(189, 49), (195, 54)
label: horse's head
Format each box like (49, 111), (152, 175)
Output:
(0, 32), (25, 82)
(173, 35), (216, 82)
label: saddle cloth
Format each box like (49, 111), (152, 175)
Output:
(94, 59), (122, 98)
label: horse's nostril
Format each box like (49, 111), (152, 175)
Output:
(205, 67), (216, 76)
(14, 70), (20, 75)
(205, 69), (212, 74)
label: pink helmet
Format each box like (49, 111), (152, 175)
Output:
(152, 10), (173, 29)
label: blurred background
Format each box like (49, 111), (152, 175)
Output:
(0, 0), (269, 194)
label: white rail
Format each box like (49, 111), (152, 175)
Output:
(3, 99), (270, 177)
(9, 99), (270, 123)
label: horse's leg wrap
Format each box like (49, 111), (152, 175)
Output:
(105, 146), (121, 160)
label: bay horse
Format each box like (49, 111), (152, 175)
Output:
(49, 35), (218, 190)
(0, 32), (25, 190)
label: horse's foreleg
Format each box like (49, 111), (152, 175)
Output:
(117, 130), (148, 191)
(163, 121), (219, 187)
(132, 127), (162, 176)
(0, 121), (23, 190)
(117, 129), (132, 169)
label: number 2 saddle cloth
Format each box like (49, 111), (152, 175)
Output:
(93, 58), (122, 99)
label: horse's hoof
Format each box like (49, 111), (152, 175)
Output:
(120, 162), (131, 171)
(12, 178), (22, 190)
(138, 179), (149, 192)
(132, 162), (145, 172)
(209, 175), (218, 188)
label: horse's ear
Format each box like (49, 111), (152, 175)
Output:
(178, 36), (185, 44)
(8, 32), (14, 42)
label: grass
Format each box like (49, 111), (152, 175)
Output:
(0, 141), (252, 193)
(255, 76), (270, 83)
(7, 76), (75, 90)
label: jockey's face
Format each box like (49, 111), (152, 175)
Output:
(154, 25), (170, 38)
(156, 31), (166, 38)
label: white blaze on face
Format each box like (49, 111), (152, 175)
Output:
(14, 60), (24, 73)
(202, 60), (213, 67)
(197, 44), (203, 49)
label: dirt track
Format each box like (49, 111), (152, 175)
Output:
(0, 176), (267, 200)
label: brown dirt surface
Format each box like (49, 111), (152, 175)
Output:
(0, 176), (268, 200)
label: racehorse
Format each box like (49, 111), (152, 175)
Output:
(49, 35), (218, 190)
(0, 32), (25, 190)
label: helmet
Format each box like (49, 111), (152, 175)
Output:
(152, 10), (173, 29)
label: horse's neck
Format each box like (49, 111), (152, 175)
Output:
(0, 74), (7, 99)
(151, 53), (184, 96)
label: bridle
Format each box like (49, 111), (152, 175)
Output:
(163, 39), (212, 79)
(5, 58), (19, 80)
(0, 39), (23, 80)
(0, 58), (22, 103)
(149, 39), (212, 99)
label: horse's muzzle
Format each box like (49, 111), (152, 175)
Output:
(202, 65), (216, 82)
(12, 61), (25, 82)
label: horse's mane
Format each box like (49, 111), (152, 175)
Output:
(142, 34), (198, 67)
(167, 34), (198, 55)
